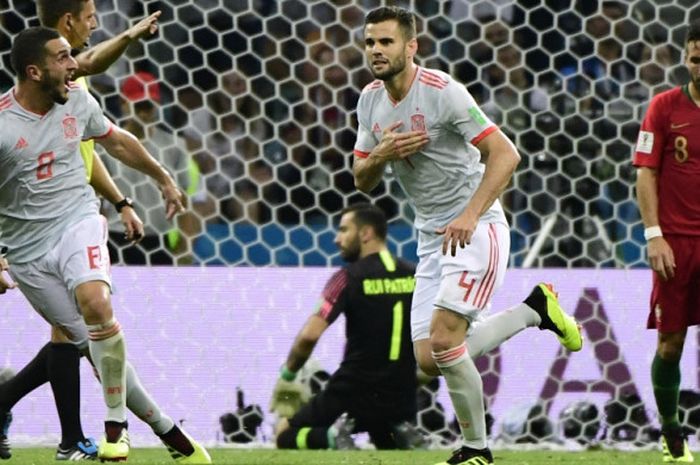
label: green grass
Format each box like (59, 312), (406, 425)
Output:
(4, 448), (668, 465)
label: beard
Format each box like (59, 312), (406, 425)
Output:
(339, 238), (361, 263)
(39, 72), (68, 105)
(371, 54), (407, 81)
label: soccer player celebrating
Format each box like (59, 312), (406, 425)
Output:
(0, 2), (208, 463)
(353, 7), (582, 465)
(0, 27), (207, 463)
(0, 1), (155, 460)
(634, 19), (700, 464)
(272, 203), (420, 450)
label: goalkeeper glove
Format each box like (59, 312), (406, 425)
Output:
(269, 378), (311, 418)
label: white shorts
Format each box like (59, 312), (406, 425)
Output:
(9, 215), (111, 349)
(411, 222), (509, 341)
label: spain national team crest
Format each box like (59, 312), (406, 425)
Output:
(62, 116), (78, 139)
(411, 113), (425, 132)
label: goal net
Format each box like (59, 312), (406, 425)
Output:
(2, 0), (696, 268)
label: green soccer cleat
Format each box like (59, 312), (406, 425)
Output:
(98, 429), (129, 462)
(525, 283), (583, 352)
(165, 431), (211, 464)
(434, 446), (493, 465)
(662, 428), (694, 463)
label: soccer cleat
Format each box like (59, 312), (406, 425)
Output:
(662, 428), (694, 463)
(434, 446), (494, 465)
(0, 411), (12, 460)
(56, 437), (98, 461)
(98, 429), (129, 462)
(164, 431), (212, 464)
(525, 283), (583, 352)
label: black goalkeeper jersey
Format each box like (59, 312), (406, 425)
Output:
(316, 250), (417, 397)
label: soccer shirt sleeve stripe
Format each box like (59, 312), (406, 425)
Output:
(470, 125), (498, 146)
(85, 123), (115, 141)
(353, 149), (369, 159)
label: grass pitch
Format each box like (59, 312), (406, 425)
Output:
(4, 448), (667, 465)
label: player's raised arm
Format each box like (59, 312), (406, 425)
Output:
(74, 11), (161, 78)
(96, 126), (185, 219)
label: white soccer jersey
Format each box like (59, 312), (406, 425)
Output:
(0, 84), (112, 263)
(354, 66), (508, 256)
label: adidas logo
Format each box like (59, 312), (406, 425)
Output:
(14, 137), (27, 150)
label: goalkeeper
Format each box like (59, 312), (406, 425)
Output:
(271, 203), (419, 450)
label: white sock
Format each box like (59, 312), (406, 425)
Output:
(88, 319), (127, 423)
(125, 361), (174, 435)
(433, 343), (487, 449)
(466, 303), (541, 359)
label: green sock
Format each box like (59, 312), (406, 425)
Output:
(652, 353), (681, 430)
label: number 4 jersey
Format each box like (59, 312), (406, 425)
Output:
(633, 85), (700, 235)
(0, 84), (112, 263)
(353, 66), (508, 257)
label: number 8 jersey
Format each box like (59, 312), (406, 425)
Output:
(0, 84), (112, 263)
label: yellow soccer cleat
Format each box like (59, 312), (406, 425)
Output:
(165, 431), (212, 464)
(525, 283), (583, 352)
(98, 429), (129, 462)
(662, 429), (694, 463)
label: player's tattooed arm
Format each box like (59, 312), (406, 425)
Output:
(74, 11), (161, 78)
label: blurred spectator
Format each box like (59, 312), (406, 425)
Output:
(103, 71), (203, 264)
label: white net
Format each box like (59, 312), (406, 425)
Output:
(2, 0), (699, 267)
(2, 0), (700, 451)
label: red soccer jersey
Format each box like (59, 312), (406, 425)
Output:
(633, 85), (700, 235)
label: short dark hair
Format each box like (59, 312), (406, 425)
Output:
(686, 19), (700, 46)
(37, 0), (88, 28)
(11, 27), (62, 80)
(365, 6), (417, 41)
(341, 203), (388, 240)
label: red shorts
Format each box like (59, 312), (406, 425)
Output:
(647, 235), (700, 332)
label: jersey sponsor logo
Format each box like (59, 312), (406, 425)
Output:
(62, 116), (78, 140)
(14, 137), (27, 150)
(410, 113), (426, 132)
(635, 130), (654, 154)
(671, 122), (690, 129)
(372, 122), (381, 133)
(362, 276), (415, 295)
